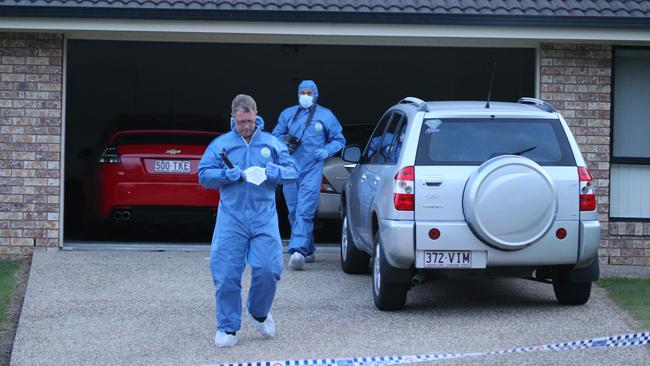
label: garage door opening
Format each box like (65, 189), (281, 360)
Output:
(63, 40), (535, 243)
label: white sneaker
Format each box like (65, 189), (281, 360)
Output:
(248, 312), (276, 338)
(304, 254), (315, 263)
(288, 252), (305, 270)
(214, 331), (237, 348)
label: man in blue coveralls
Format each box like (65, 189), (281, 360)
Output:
(199, 94), (298, 348)
(273, 80), (346, 270)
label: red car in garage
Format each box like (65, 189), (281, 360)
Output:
(83, 117), (221, 227)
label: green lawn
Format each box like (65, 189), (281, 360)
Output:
(0, 261), (19, 324)
(599, 277), (650, 329)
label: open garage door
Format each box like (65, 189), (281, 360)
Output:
(63, 40), (535, 243)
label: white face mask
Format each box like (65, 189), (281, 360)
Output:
(299, 94), (314, 109)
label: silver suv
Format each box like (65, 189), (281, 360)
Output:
(318, 124), (375, 219)
(340, 97), (601, 311)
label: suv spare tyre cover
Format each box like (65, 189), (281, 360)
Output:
(463, 155), (558, 251)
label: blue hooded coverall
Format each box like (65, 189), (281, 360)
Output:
(272, 80), (346, 257)
(199, 116), (298, 333)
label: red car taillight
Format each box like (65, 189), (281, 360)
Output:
(578, 166), (596, 211)
(321, 176), (336, 193)
(98, 146), (121, 164)
(394, 166), (414, 211)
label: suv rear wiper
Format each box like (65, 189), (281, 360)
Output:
(513, 145), (537, 156)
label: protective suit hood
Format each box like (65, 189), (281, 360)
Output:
(297, 80), (319, 104)
(229, 115), (265, 130)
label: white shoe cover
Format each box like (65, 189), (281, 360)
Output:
(288, 252), (305, 270)
(248, 312), (276, 338)
(214, 331), (237, 347)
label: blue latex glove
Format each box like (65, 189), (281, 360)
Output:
(314, 148), (328, 161)
(266, 162), (280, 180)
(225, 167), (243, 182)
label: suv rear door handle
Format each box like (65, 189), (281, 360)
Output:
(423, 176), (442, 187)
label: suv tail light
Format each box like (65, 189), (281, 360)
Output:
(98, 146), (121, 164)
(578, 166), (596, 211)
(320, 176), (336, 193)
(394, 166), (414, 211)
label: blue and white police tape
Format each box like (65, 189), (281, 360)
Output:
(208, 331), (650, 366)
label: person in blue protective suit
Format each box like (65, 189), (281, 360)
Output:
(272, 80), (346, 270)
(199, 94), (298, 348)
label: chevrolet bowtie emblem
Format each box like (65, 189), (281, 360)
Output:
(165, 149), (181, 155)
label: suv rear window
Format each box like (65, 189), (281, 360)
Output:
(415, 118), (575, 166)
(113, 132), (218, 146)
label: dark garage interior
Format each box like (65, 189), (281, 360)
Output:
(63, 39), (535, 243)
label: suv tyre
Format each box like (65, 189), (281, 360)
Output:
(340, 214), (370, 274)
(553, 267), (592, 305)
(372, 233), (409, 311)
(463, 155), (558, 251)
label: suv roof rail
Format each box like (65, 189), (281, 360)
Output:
(399, 97), (429, 112)
(517, 97), (556, 113)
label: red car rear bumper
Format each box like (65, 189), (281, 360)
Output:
(96, 166), (219, 221)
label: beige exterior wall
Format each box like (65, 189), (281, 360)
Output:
(540, 43), (650, 266)
(608, 222), (650, 265)
(0, 33), (647, 264)
(0, 32), (63, 255)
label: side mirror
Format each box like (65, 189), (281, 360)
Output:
(342, 145), (362, 163)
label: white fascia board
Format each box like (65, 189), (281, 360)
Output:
(1, 18), (650, 46)
(59, 34), (67, 248)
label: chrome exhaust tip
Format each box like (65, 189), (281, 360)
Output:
(112, 211), (123, 221)
(411, 272), (427, 286)
(122, 210), (132, 221)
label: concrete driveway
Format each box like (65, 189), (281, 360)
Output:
(10, 248), (650, 366)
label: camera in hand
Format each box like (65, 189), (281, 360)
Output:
(283, 134), (301, 155)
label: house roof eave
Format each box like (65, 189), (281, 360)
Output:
(1, 6), (650, 30)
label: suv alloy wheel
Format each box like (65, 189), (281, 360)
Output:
(340, 212), (370, 274)
(372, 232), (409, 311)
